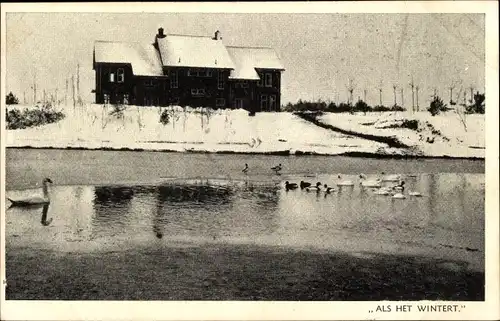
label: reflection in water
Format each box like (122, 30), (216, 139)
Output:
(6, 173), (484, 268)
(40, 204), (52, 226)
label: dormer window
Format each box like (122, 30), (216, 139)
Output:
(265, 73), (273, 87)
(117, 68), (125, 83)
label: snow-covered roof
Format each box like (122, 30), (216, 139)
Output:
(226, 46), (285, 80)
(94, 41), (164, 77)
(157, 35), (235, 69)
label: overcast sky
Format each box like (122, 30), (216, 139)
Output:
(5, 12), (485, 106)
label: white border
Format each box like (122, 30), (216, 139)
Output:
(1, 2), (498, 320)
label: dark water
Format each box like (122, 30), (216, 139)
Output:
(6, 172), (485, 271)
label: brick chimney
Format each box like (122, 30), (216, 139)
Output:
(157, 27), (166, 39)
(213, 30), (222, 40)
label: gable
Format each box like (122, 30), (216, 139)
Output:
(94, 41), (164, 77)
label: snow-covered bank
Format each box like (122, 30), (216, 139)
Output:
(318, 111), (485, 158)
(5, 104), (485, 158)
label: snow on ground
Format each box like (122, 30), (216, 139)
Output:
(6, 104), (391, 155)
(6, 104), (484, 158)
(319, 110), (485, 158)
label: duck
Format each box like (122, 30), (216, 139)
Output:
(359, 174), (382, 188)
(8, 178), (53, 207)
(374, 187), (392, 195)
(392, 181), (405, 192)
(300, 181), (312, 189)
(337, 175), (354, 186)
(408, 191), (423, 197)
(242, 163), (249, 174)
(285, 181), (298, 191)
(323, 184), (335, 194)
(305, 182), (322, 192)
(271, 164), (282, 174)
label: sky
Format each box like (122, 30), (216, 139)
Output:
(5, 11), (485, 107)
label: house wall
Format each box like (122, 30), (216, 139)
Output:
(255, 69), (282, 112)
(95, 63), (135, 104)
(94, 64), (282, 111)
(164, 67), (231, 108)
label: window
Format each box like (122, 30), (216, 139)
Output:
(191, 88), (206, 97)
(170, 71), (178, 88)
(269, 95), (276, 111)
(103, 93), (110, 104)
(145, 79), (154, 87)
(265, 73), (273, 87)
(109, 73), (115, 83)
(217, 70), (225, 90)
(188, 69), (212, 77)
(257, 74), (263, 87)
(117, 68), (125, 83)
(234, 99), (243, 109)
(123, 94), (130, 105)
(216, 98), (225, 107)
(235, 81), (249, 89)
(260, 94), (268, 111)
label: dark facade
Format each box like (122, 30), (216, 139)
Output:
(93, 30), (284, 112)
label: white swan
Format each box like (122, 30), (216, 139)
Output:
(392, 192), (406, 199)
(359, 174), (382, 188)
(337, 175), (354, 186)
(408, 191), (423, 197)
(374, 187), (392, 195)
(8, 178), (53, 207)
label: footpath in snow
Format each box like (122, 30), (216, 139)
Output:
(5, 104), (485, 158)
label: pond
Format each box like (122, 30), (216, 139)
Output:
(4, 149), (485, 300)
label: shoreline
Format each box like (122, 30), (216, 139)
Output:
(6, 146), (486, 161)
(5, 243), (484, 300)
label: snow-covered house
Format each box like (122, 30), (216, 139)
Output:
(93, 28), (285, 112)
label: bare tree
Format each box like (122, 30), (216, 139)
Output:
(71, 75), (76, 110)
(32, 71), (37, 105)
(468, 85), (474, 104)
(409, 77), (415, 112)
(377, 79), (383, 106)
(415, 85), (420, 112)
(346, 78), (355, 105)
(449, 82), (456, 105)
(400, 88), (404, 109)
(392, 84), (397, 106)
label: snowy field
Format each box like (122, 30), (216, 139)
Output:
(6, 104), (485, 158)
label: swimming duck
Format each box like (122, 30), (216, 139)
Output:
(285, 181), (298, 191)
(323, 184), (335, 194)
(8, 178), (53, 207)
(408, 191), (423, 197)
(374, 187), (392, 195)
(305, 182), (322, 192)
(242, 163), (249, 174)
(359, 174), (382, 188)
(337, 175), (354, 186)
(271, 164), (282, 174)
(300, 181), (312, 189)
(392, 181), (405, 192)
